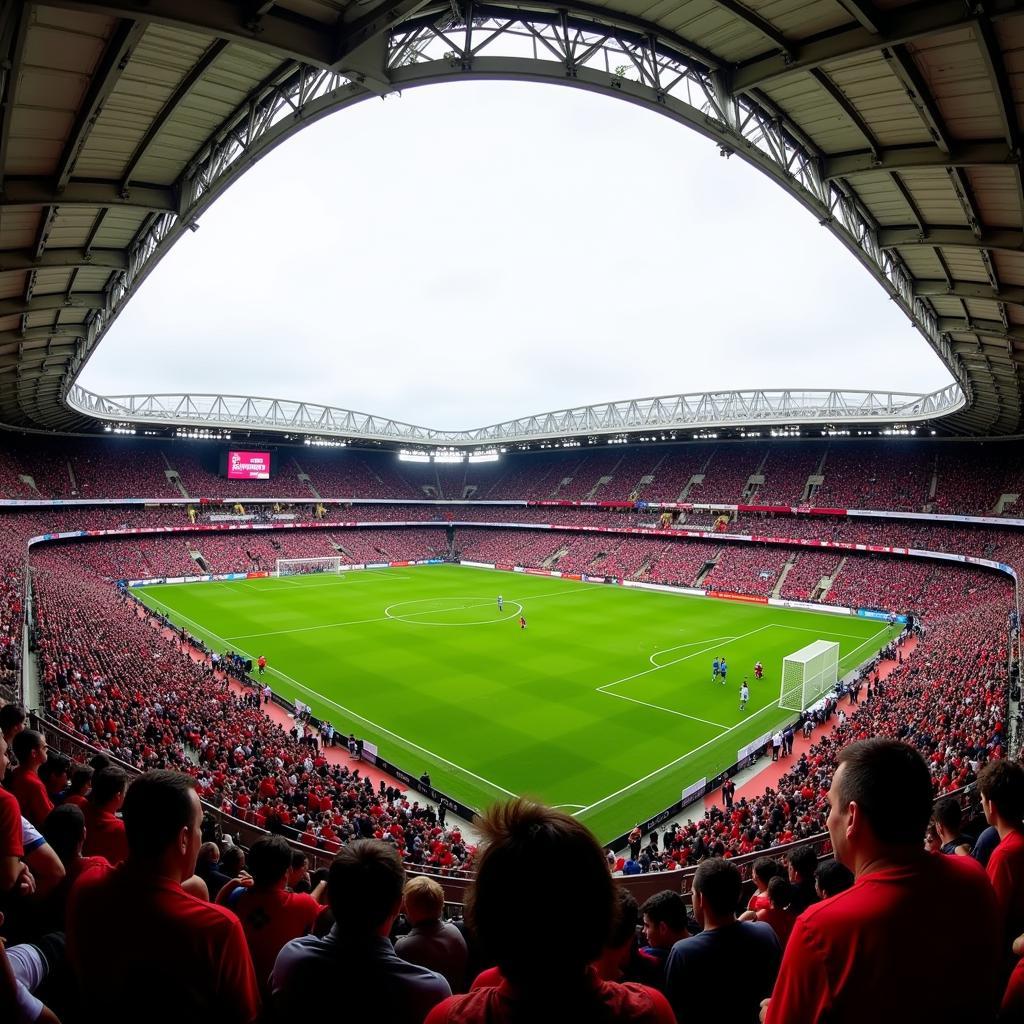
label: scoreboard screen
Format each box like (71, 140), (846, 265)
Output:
(222, 450), (272, 480)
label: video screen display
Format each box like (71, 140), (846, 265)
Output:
(224, 450), (272, 480)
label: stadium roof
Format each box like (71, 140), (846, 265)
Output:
(1, 1), (1023, 438)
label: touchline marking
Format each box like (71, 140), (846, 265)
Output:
(140, 593), (519, 803)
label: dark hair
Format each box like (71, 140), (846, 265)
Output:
(197, 842), (220, 866)
(90, 767), (128, 807)
(978, 760), (1024, 825)
(785, 845), (818, 881)
(0, 704), (26, 733)
(608, 887), (639, 948)
(41, 804), (86, 865)
(291, 852), (309, 870)
(39, 752), (71, 787)
(834, 739), (933, 845)
(752, 856), (782, 886)
(814, 859), (854, 898)
(328, 839), (405, 932)
(69, 765), (94, 794)
(692, 858), (742, 918)
(220, 846), (245, 877)
(932, 796), (963, 833)
(248, 835), (293, 886)
(467, 799), (614, 987)
(640, 890), (687, 931)
(11, 729), (44, 764)
(767, 876), (792, 909)
(120, 771), (197, 858)
(88, 753), (113, 772)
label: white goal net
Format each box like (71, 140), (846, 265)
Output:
(779, 640), (840, 712)
(276, 556), (342, 577)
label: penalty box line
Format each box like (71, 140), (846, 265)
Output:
(140, 592), (520, 805)
(578, 620), (891, 819)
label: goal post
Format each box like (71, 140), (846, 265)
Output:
(276, 556), (342, 577)
(779, 640), (840, 712)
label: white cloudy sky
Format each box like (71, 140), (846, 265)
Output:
(80, 81), (954, 431)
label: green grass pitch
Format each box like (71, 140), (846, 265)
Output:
(135, 564), (899, 841)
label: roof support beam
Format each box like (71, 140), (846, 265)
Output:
(835, 0), (885, 34)
(1, 179), (176, 211)
(0, 327), (86, 346)
(881, 45), (952, 153)
(55, 20), (146, 191)
(0, 4), (29, 192)
(809, 68), (879, 154)
(333, 0), (433, 85)
(938, 317), (1024, 343)
(732, 0), (1022, 94)
(41, 0), (337, 66)
(120, 38), (229, 189)
(706, 0), (792, 55)
(0, 248), (127, 272)
(0, 292), (104, 317)
(915, 279), (1024, 307)
(878, 226), (1024, 253)
(823, 140), (1016, 178)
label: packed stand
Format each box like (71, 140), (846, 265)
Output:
(702, 545), (791, 597)
(687, 444), (762, 505)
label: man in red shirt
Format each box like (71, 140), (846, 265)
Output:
(6, 730), (53, 827)
(979, 759), (1024, 959)
(762, 739), (1000, 1023)
(0, 733), (32, 897)
(425, 799), (674, 1024)
(82, 766), (128, 864)
(67, 770), (261, 1023)
(218, 835), (325, 991)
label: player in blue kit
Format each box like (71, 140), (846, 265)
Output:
(712, 657), (720, 682)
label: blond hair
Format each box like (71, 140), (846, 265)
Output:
(403, 875), (444, 922)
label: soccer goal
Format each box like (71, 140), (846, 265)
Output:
(276, 556), (342, 577)
(778, 640), (840, 712)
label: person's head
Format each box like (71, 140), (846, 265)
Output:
(220, 846), (245, 877)
(595, 888), (639, 981)
(12, 729), (47, 770)
(0, 703), (26, 741)
(403, 875), (445, 925)
(467, 798), (614, 987)
(0, 733), (8, 778)
(752, 856), (782, 892)
(640, 890), (689, 949)
(121, 771), (202, 881)
(196, 842), (221, 869)
(785, 845), (818, 885)
(39, 752), (72, 794)
(931, 796), (964, 842)
(41, 804), (87, 866)
(814, 859), (854, 899)
(90, 767), (128, 810)
(767, 876), (792, 911)
(247, 835), (293, 887)
(88, 753), (113, 772)
(328, 839), (405, 936)
(691, 857), (741, 928)
(288, 852), (309, 888)
(978, 760), (1024, 830)
(827, 739), (933, 873)
(68, 765), (93, 797)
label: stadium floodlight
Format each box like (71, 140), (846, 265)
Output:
(778, 640), (840, 712)
(467, 450), (499, 463)
(277, 557), (342, 577)
(399, 450), (431, 462)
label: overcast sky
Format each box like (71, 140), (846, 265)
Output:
(80, 81), (954, 431)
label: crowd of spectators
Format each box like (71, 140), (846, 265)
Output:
(778, 551), (842, 601)
(702, 546), (792, 597)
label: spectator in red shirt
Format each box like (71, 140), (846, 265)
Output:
(0, 734), (32, 898)
(37, 753), (71, 806)
(426, 799), (674, 1023)
(979, 759), (1024, 959)
(67, 770), (261, 1023)
(0, 703), (25, 755)
(39, 803), (108, 927)
(6, 731), (53, 827)
(218, 835), (325, 992)
(81, 766), (128, 865)
(763, 739), (1001, 1023)
(755, 878), (796, 948)
(62, 765), (92, 809)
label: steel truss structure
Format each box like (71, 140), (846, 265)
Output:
(67, 5), (970, 435)
(68, 384), (964, 445)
